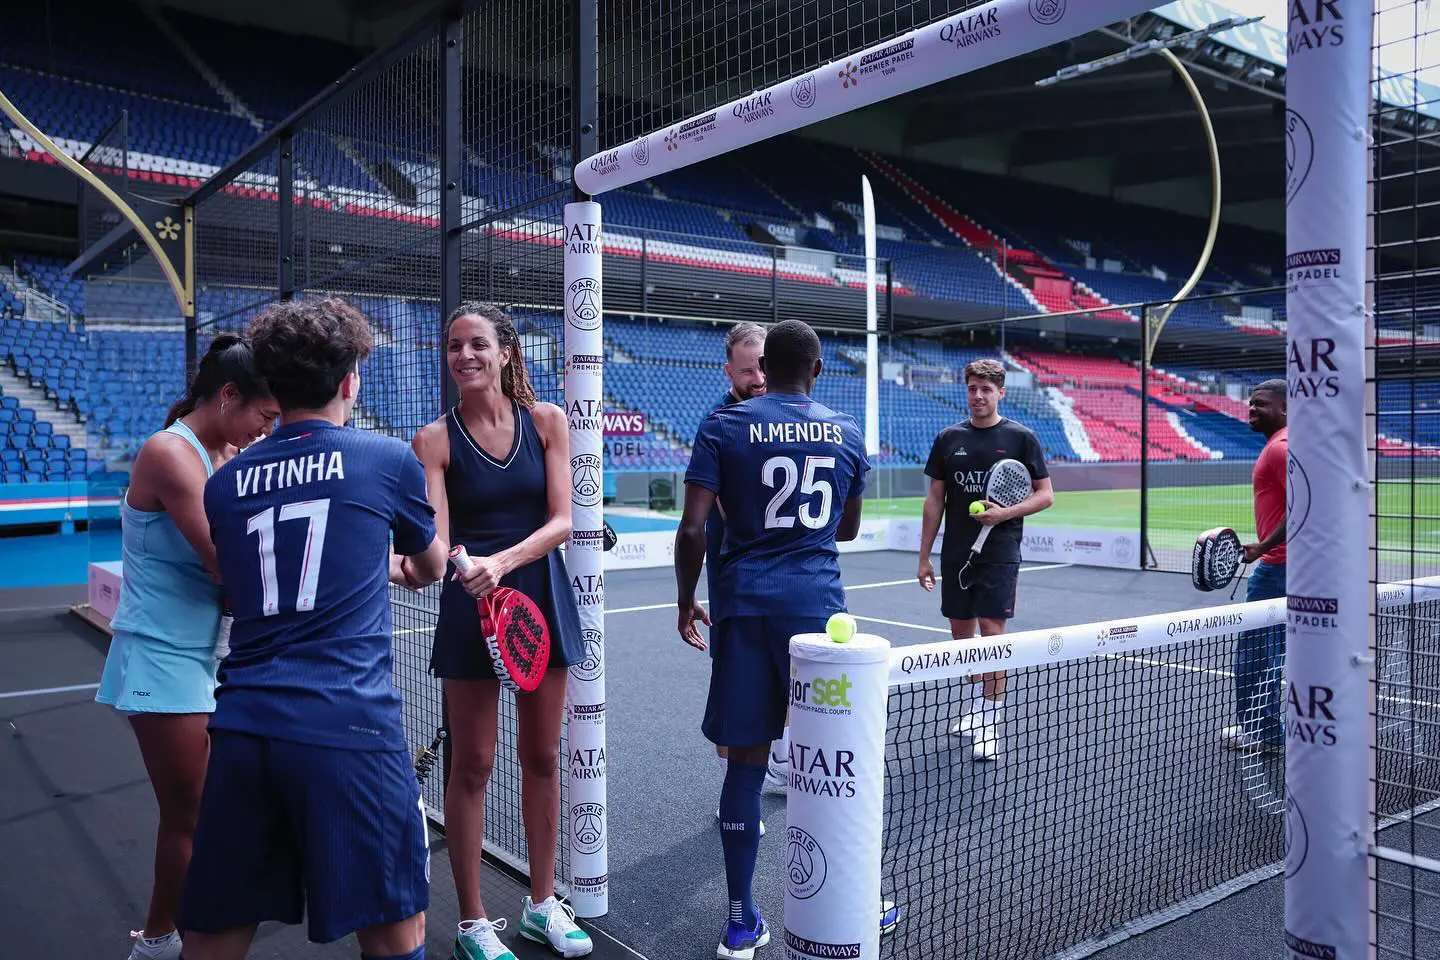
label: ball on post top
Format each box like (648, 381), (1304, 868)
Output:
(826, 612), (856, 644)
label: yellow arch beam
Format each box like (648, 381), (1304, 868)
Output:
(0, 88), (192, 317)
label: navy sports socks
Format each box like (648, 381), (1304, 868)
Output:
(361, 947), (424, 960)
(718, 760), (767, 928)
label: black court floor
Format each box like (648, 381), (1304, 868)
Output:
(0, 588), (639, 960)
(8, 556), (1436, 960)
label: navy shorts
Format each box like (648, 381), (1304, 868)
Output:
(703, 615), (828, 749)
(180, 730), (430, 943)
(940, 560), (1020, 621)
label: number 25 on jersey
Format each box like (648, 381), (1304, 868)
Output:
(246, 498), (331, 616)
(762, 455), (834, 530)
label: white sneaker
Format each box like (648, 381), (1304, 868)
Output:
(948, 712), (977, 736)
(971, 727), (999, 762)
(520, 896), (593, 958)
(128, 930), (182, 960)
(715, 809), (766, 836)
(1221, 725), (1283, 754)
(764, 749), (788, 793)
(455, 918), (518, 960)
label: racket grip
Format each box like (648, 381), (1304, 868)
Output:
(214, 596), (232, 661)
(972, 524), (994, 553)
(449, 545), (475, 573)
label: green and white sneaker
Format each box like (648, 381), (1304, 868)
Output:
(454, 918), (517, 960)
(520, 896), (594, 957)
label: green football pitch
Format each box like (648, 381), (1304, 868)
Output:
(872, 480), (1440, 554)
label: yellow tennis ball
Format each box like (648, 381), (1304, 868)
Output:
(969, 501), (986, 516)
(827, 613), (856, 644)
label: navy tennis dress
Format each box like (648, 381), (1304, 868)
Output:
(431, 400), (584, 681)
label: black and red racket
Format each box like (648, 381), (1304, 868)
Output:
(450, 546), (550, 693)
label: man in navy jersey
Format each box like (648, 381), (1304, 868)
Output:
(703, 322), (787, 801)
(676, 318), (869, 960)
(179, 299), (448, 960)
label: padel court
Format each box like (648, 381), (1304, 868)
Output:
(8, 553), (1439, 959)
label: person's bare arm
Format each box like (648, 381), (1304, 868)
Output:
(837, 496), (864, 542)
(140, 433), (222, 582)
(918, 477), (946, 590)
(674, 483), (715, 650)
(395, 419), (452, 589)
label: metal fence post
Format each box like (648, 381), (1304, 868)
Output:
(277, 135), (294, 301)
(439, 7), (462, 412)
(1139, 302), (1152, 570)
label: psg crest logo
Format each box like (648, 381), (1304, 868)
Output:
(1028, 0), (1065, 25)
(786, 827), (827, 899)
(568, 278), (601, 330)
(1286, 110), (1314, 206)
(791, 74), (816, 109)
(571, 803), (605, 855)
(632, 136), (650, 167)
(1286, 451), (1312, 541)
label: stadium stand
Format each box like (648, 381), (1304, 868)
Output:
(6, 3), (1438, 485)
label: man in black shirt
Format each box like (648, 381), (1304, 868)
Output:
(918, 358), (1053, 761)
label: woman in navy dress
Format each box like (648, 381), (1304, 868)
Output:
(403, 302), (590, 960)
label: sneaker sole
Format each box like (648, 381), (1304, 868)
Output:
(717, 928), (771, 959)
(519, 924), (593, 958)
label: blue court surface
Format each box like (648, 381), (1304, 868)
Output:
(6, 552), (1435, 959)
(604, 510), (679, 534)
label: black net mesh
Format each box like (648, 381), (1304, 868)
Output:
(455, 0), (574, 885)
(1142, 288), (1288, 574)
(598, 0), (984, 151)
(882, 582), (1440, 960)
(1370, 2), (1440, 952)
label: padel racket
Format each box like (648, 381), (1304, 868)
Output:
(603, 520), (617, 552)
(1192, 527), (1245, 593)
(414, 726), (447, 787)
(957, 458), (1034, 589)
(450, 546), (550, 693)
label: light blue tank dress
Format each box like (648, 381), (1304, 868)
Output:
(95, 420), (224, 715)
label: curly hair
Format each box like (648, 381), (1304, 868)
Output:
(445, 301), (537, 407)
(246, 297), (374, 411)
(963, 358), (1006, 389)
(163, 333), (267, 427)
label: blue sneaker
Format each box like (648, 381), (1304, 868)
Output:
(717, 913), (770, 959)
(880, 899), (902, 935)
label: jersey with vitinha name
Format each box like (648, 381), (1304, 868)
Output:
(204, 419), (436, 751)
(686, 392), (869, 621)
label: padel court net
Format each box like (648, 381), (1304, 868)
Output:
(878, 575), (1440, 959)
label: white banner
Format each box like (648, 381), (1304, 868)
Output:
(1285, 4), (1373, 948)
(887, 519), (1140, 569)
(786, 631), (891, 960)
(574, 0), (1158, 195)
(563, 201), (608, 918)
(891, 575), (1440, 688)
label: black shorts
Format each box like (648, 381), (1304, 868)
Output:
(940, 559), (1020, 621)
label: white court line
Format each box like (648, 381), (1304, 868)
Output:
(604, 563), (1073, 616)
(852, 615), (950, 635)
(0, 681), (99, 700)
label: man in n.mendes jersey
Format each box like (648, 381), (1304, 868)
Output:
(703, 321), (788, 798)
(180, 299), (449, 960)
(918, 358), (1053, 762)
(676, 319), (868, 960)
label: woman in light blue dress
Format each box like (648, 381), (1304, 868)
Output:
(95, 334), (277, 960)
